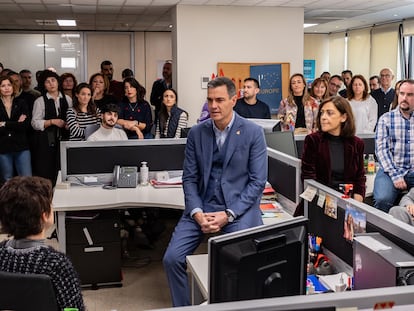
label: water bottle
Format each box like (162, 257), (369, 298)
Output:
(140, 161), (149, 186)
(363, 154), (368, 171)
(367, 154), (375, 174)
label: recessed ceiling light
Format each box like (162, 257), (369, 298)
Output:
(169, 24), (173, 28)
(304, 23), (318, 28)
(57, 20), (77, 27)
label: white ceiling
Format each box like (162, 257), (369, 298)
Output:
(1, 0), (414, 33)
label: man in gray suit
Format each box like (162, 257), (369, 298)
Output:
(163, 77), (268, 306)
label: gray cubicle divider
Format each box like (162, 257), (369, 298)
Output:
(304, 179), (414, 266)
(356, 132), (376, 155)
(60, 138), (187, 183)
(151, 285), (414, 311)
(294, 133), (375, 159)
(267, 147), (301, 206)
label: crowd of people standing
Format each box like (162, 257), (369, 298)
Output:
(0, 60), (188, 186)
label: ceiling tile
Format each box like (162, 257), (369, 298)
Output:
(20, 4), (47, 12)
(72, 5), (97, 14)
(0, 0), (413, 33)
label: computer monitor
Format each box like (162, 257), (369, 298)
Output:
(208, 217), (309, 304)
(246, 118), (281, 133)
(265, 131), (298, 158)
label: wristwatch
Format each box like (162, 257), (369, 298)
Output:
(226, 210), (235, 223)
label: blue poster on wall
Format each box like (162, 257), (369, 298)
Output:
(250, 64), (282, 114)
(303, 59), (316, 85)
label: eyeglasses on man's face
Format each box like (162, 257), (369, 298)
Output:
(330, 82), (341, 89)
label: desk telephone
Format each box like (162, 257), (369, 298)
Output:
(112, 165), (138, 188)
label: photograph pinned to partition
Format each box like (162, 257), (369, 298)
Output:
(343, 205), (366, 242)
(324, 194), (337, 219)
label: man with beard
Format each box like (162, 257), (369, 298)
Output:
(87, 103), (127, 141)
(374, 79), (414, 213)
(100, 60), (123, 102)
(234, 77), (271, 119)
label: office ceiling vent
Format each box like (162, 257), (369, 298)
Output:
(36, 20), (57, 26)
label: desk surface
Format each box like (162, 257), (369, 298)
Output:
(53, 184), (185, 212)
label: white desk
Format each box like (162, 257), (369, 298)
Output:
(186, 254), (208, 305)
(53, 181), (292, 253)
(53, 184), (185, 252)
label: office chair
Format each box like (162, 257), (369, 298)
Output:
(0, 271), (58, 310)
(180, 127), (192, 138)
(84, 123), (100, 140)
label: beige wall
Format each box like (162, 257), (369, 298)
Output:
(86, 33), (132, 82)
(86, 32), (172, 94)
(173, 5), (304, 125)
(304, 22), (401, 81)
(304, 34), (329, 78)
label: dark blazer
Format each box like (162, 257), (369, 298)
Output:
(301, 131), (366, 197)
(182, 113), (267, 228)
(0, 97), (31, 154)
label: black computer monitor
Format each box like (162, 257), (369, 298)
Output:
(265, 131), (298, 158)
(208, 217), (309, 304)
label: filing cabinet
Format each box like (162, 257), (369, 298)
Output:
(66, 210), (122, 287)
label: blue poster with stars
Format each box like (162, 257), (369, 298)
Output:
(250, 64), (282, 114)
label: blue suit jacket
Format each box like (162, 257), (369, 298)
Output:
(182, 113), (267, 229)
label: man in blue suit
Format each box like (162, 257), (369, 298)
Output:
(163, 77), (268, 306)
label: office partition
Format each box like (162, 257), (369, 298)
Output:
(267, 148), (301, 206)
(60, 139), (186, 183)
(152, 285), (414, 311)
(294, 133), (375, 159)
(304, 179), (414, 266)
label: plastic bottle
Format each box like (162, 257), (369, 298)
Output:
(140, 161), (149, 186)
(367, 154), (375, 174)
(363, 154), (368, 171)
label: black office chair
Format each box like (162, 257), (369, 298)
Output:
(0, 270), (58, 310)
(180, 127), (192, 138)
